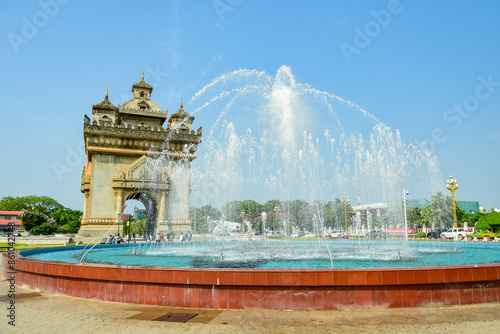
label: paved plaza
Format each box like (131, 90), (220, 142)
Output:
(1, 275), (500, 334)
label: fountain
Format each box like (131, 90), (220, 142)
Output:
(4, 66), (500, 309)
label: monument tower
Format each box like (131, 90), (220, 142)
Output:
(79, 73), (202, 237)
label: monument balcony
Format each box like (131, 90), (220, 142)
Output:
(119, 107), (168, 119)
(84, 123), (201, 143)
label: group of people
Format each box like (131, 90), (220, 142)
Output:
(106, 231), (194, 244)
(147, 231), (193, 243)
(178, 231), (193, 242)
(106, 234), (124, 244)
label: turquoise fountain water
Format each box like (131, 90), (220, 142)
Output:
(24, 241), (500, 269)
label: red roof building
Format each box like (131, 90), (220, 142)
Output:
(0, 210), (22, 234)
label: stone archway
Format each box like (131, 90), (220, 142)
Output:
(125, 192), (157, 237)
(78, 74), (202, 237)
(112, 155), (169, 236)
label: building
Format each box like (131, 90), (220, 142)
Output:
(353, 199), (481, 231)
(406, 199), (480, 214)
(353, 202), (388, 229)
(79, 73), (202, 237)
(0, 211), (22, 235)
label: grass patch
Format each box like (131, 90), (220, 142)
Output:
(0, 243), (67, 251)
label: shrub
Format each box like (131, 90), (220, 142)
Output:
(30, 222), (55, 235)
(416, 232), (426, 238)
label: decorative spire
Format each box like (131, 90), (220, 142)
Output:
(105, 84), (109, 101)
(132, 71), (153, 92)
(180, 95), (183, 109)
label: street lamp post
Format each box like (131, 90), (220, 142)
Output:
(403, 189), (409, 242)
(117, 214), (121, 234)
(447, 176), (459, 228)
(133, 207), (138, 242)
(341, 194), (349, 233)
(274, 205), (280, 233)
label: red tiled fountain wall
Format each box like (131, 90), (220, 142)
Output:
(4, 253), (500, 309)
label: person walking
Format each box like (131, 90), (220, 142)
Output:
(179, 232), (184, 242)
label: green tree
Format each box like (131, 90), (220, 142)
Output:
(475, 211), (500, 231)
(30, 222), (56, 235)
(20, 209), (48, 232)
(324, 198), (355, 231)
(421, 192), (468, 228)
(190, 205), (222, 233)
(50, 208), (82, 233)
(287, 200), (315, 232)
(0, 195), (63, 215)
(239, 200), (262, 233)
(406, 207), (423, 228)
(261, 199), (281, 231)
(131, 218), (146, 236)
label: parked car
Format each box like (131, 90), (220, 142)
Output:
(366, 230), (386, 239)
(340, 231), (350, 239)
(466, 231), (500, 241)
(304, 232), (317, 238)
(426, 228), (447, 239)
(329, 230), (343, 238)
(440, 228), (468, 240)
(267, 231), (283, 238)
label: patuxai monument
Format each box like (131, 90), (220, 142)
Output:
(78, 73), (202, 237)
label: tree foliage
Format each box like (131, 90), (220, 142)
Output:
(191, 198), (356, 234)
(51, 208), (82, 233)
(420, 192), (467, 228)
(30, 222), (56, 235)
(324, 198), (355, 230)
(0, 195), (63, 215)
(190, 205), (222, 233)
(1, 195), (82, 234)
(475, 211), (500, 231)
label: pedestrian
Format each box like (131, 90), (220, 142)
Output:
(179, 232), (184, 242)
(155, 233), (161, 243)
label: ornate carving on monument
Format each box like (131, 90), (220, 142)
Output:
(79, 74), (201, 237)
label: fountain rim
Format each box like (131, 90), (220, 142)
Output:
(16, 242), (500, 273)
(5, 248), (500, 309)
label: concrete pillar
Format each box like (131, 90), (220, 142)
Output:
(82, 192), (89, 221)
(157, 191), (167, 232)
(116, 190), (123, 215)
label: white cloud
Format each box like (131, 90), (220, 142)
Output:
(490, 133), (500, 139)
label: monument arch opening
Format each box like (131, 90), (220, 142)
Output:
(124, 192), (157, 237)
(79, 74), (202, 237)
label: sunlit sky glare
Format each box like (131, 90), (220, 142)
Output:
(1, 0), (499, 212)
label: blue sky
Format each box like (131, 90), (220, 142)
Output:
(1, 0), (499, 211)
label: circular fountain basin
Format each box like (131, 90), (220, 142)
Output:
(4, 241), (500, 310)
